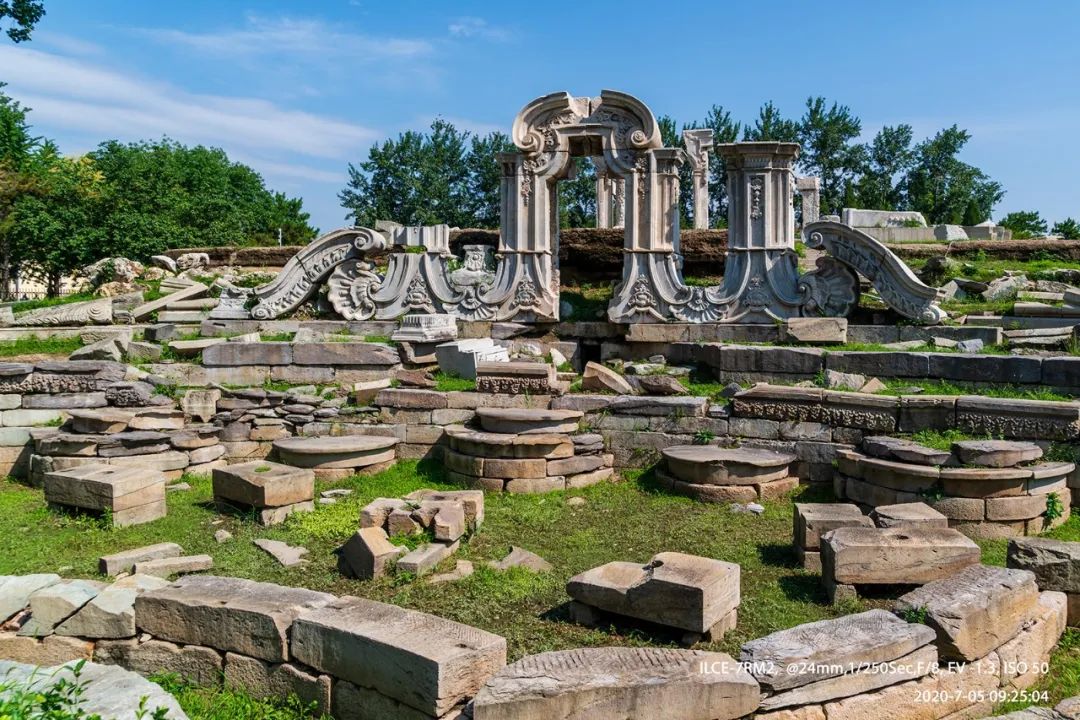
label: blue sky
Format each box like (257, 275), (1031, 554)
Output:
(2, 0), (1078, 232)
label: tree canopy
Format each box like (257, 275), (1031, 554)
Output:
(0, 0), (44, 43)
(0, 85), (316, 294)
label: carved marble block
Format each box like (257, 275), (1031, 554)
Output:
(392, 314), (458, 343)
(435, 339), (509, 380)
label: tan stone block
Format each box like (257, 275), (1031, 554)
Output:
(758, 476), (799, 500)
(986, 494), (1049, 521)
(821, 526), (980, 586)
(224, 652), (331, 714)
(483, 457), (547, 480)
(0, 633), (92, 665)
(996, 591), (1066, 689)
(505, 476), (565, 494)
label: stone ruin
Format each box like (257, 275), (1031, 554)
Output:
(240, 89), (945, 325)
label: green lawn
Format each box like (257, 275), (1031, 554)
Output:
(2, 461), (1079, 716)
(0, 335), (84, 358)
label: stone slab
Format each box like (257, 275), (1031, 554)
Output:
(212, 461), (314, 508)
(821, 527), (980, 586)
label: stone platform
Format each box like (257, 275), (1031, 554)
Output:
(271, 435), (398, 480)
(444, 427), (613, 494)
(211, 461), (315, 526)
(837, 436), (1074, 539)
(566, 552), (739, 644)
(475, 407), (582, 435)
(657, 445), (798, 503)
(44, 464), (166, 527)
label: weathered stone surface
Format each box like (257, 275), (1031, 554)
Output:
(213, 461), (314, 508)
(956, 396), (1080, 441)
(397, 541), (458, 576)
(870, 502), (949, 529)
(567, 552), (739, 633)
(135, 575), (333, 662)
(272, 435), (397, 469)
(793, 503), (872, 550)
(68, 408), (133, 433)
(633, 374), (689, 396)
(1008, 537), (1080, 593)
(44, 464), (166, 526)
(338, 527), (405, 580)
(0, 633), (92, 665)
(0, 659), (188, 719)
(447, 428), (573, 459)
(952, 439), (1043, 468)
(203, 342), (292, 367)
(996, 591), (1067, 690)
(489, 546), (552, 572)
(822, 527), (980, 586)
(780, 317), (847, 344)
(133, 555), (213, 578)
(664, 446), (794, 486)
(99, 543), (183, 576)
(94, 638), (221, 687)
(181, 389), (220, 423)
(741, 609), (935, 692)
(293, 342), (399, 366)
(895, 564), (1039, 660)
(253, 538), (308, 567)
(224, 653), (330, 715)
(19, 579), (104, 636)
(476, 407), (582, 435)
(862, 436), (951, 466)
(55, 574), (169, 639)
(608, 395), (708, 417)
(291, 596), (507, 716)
(472, 647), (759, 720)
(0, 574), (60, 621)
(581, 361), (633, 395)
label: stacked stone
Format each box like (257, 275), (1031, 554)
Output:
(212, 461), (315, 526)
(270, 435), (398, 481)
(0, 574), (507, 720)
(657, 445), (798, 503)
(340, 489), (483, 579)
(566, 552), (740, 645)
(442, 408), (614, 494)
(28, 407), (225, 486)
(210, 386), (347, 462)
(1008, 537), (1080, 627)
(740, 582), (1066, 719)
(836, 437), (1074, 538)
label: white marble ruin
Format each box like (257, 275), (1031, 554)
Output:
(245, 89), (944, 325)
(391, 314), (458, 343)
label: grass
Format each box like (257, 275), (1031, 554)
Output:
(560, 283), (613, 320)
(433, 372), (475, 392)
(910, 428), (986, 452)
(874, 378), (1074, 401)
(0, 335), (84, 358)
(8, 292), (97, 314)
(154, 676), (329, 720)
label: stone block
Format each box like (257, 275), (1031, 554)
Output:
(135, 575), (334, 662)
(567, 552), (739, 633)
(133, 555), (214, 578)
(224, 653), (331, 715)
(212, 461), (314, 509)
(94, 638), (222, 687)
(898, 395), (957, 433)
(338, 527), (406, 580)
(21, 393), (106, 409)
(995, 591), (1067, 690)
(471, 647), (759, 720)
(896, 564), (1039, 661)
(1008, 537), (1080, 593)
(821, 526), (980, 586)
(44, 464), (166, 526)
(956, 396), (1080, 441)
(397, 541), (458, 576)
(780, 317), (847, 344)
(293, 342), (399, 366)
(55, 574), (169, 639)
(870, 502), (948, 529)
(1, 408), (63, 427)
(99, 543), (183, 576)
(794, 503), (872, 550)
(0, 574), (61, 621)
(0, 633), (93, 666)
(291, 596), (507, 716)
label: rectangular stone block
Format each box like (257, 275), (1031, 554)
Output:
(375, 389), (447, 410)
(99, 543), (183, 576)
(928, 353), (1041, 385)
(224, 652), (331, 714)
(135, 575), (334, 662)
(956, 396), (1080, 441)
(1, 408), (63, 427)
(898, 395), (957, 433)
(202, 342), (292, 367)
(825, 351), (929, 378)
(793, 503), (872, 551)
(291, 596), (507, 716)
(292, 342), (400, 366)
(821, 526), (981, 586)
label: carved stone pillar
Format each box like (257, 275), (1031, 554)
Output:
(797, 176), (821, 228)
(596, 175), (614, 228)
(683, 129), (714, 230)
(612, 178), (625, 227)
(711, 142), (806, 322)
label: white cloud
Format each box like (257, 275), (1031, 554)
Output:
(447, 17), (511, 42)
(137, 14), (432, 63)
(0, 45), (378, 159)
(33, 31), (106, 57)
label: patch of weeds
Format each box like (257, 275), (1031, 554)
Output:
(692, 430), (715, 445)
(1046, 493), (1066, 523)
(260, 332), (295, 342)
(389, 527), (436, 552)
(254, 465), (271, 473)
(910, 429), (981, 452)
(434, 372), (475, 392)
(917, 482), (945, 503)
(8, 292), (97, 314)
(232, 273), (276, 289)
(362, 335), (393, 344)
(900, 605), (929, 624)
(152, 383), (178, 400)
(153, 673), (329, 720)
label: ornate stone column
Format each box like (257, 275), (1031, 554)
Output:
(797, 176), (821, 229)
(596, 175), (614, 228)
(683, 129), (714, 230)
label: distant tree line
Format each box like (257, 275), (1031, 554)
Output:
(0, 84), (316, 295)
(340, 98), (1014, 231)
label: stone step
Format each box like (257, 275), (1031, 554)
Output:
(952, 439), (1043, 468)
(445, 427), (573, 460)
(662, 446), (795, 486)
(472, 647), (759, 720)
(272, 435), (397, 470)
(475, 407), (583, 435)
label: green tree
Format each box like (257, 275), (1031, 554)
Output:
(797, 97), (864, 216)
(90, 139), (315, 256)
(998, 211), (1048, 239)
(559, 157), (596, 229)
(1053, 218), (1080, 240)
(0, 0), (44, 42)
(903, 125), (1003, 224)
(340, 118), (472, 229)
(7, 144), (104, 294)
(658, 114), (695, 228)
(743, 101), (800, 143)
(0, 83), (40, 293)
(463, 131), (515, 228)
(853, 124), (914, 211)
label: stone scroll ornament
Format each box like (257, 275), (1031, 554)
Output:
(249, 228), (387, 320)
(803, 219), (947, 324)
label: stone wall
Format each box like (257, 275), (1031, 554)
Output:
(0, 571), (1065, 720)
